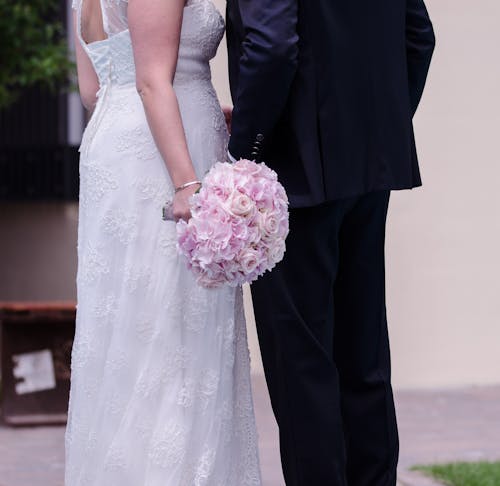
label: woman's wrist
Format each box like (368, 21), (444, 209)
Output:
(170, 166), (198, 189)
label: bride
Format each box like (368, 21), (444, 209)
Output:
(65, 0), (261, 484)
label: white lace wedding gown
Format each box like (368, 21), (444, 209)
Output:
(65, 1), (261, 484)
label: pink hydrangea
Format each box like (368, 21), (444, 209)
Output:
(176, 159), (289, 288)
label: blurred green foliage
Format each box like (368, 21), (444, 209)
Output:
(0, 0), (74, 109)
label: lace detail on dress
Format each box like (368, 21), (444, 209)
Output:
(182, 0), (225, 61)
(79, 161), (118, 209)
(101, 208), (139, 244)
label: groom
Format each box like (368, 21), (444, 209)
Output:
(226, 1), (435, 485)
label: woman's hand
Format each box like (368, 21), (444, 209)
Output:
(172, 183), (201, 222)
(222, 105), (233, 134)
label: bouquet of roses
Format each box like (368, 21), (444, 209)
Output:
(176, 159), (289, 288)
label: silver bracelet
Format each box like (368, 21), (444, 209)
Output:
(175, 180), (202, 193)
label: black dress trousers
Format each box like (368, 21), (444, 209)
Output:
(251, 190), (399, 486)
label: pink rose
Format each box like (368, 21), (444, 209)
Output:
(269, 241), (286, 264)
(261, 212), (280, 236)
(229, 192), (255, 217)
(233, 159), (263, 176)
(238, 248), (260, 275)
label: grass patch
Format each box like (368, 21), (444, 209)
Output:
(412, 461), (500, 486)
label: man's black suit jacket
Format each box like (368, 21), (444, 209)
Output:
(226, 0), (435, 207)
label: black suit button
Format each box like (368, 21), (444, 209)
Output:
(256, 134), (264, 142)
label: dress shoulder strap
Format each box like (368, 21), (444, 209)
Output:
(100, 0), (129, 36)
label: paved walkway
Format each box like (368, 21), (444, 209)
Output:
(1, 378), (499, 486)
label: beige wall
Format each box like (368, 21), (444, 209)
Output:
(1, 0), (498, 389)
(384, 0), (500, 388)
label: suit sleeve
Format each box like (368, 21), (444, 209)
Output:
(406, 0), (436, 116)
(228, 0), (299, 160)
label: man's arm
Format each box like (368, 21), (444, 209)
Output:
(228, 0), (299, 160)
(406, 0), (436, 116)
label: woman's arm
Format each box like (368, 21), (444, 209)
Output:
(73, 12), (100, 112)
(128, 0), (198, 221)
